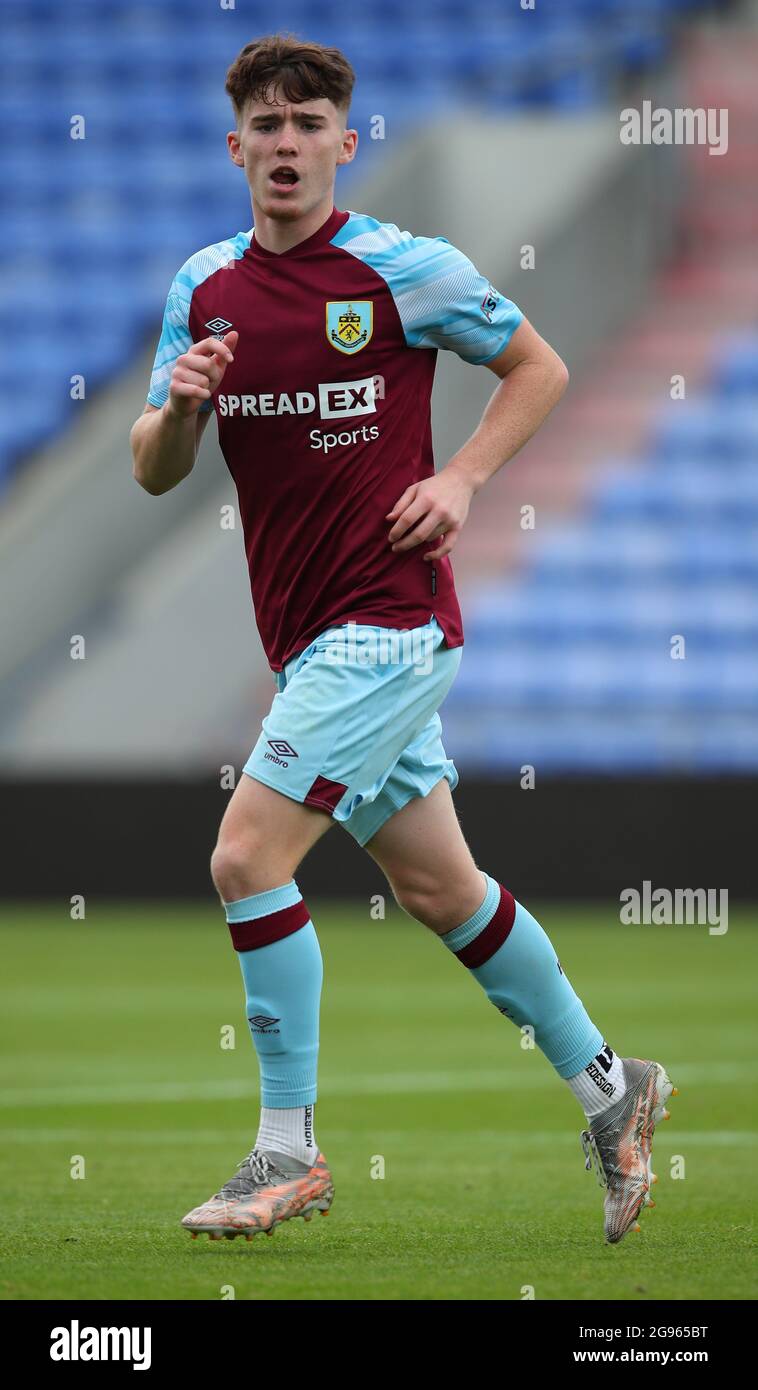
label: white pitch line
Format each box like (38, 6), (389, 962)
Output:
(1, 1129), (755, 1147)
(0, 1060), (751, 1110)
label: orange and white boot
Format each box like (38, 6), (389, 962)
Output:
(580, 1058), (678, 1244)
(181, 1147), (334, 1241)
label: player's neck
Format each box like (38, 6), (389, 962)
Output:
(250, 195), (336, 256)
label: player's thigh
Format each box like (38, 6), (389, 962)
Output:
(213, 771), (333, 884)
(363, 777), (483, 910)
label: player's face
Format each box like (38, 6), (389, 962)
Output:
(229, 92), (357, 222)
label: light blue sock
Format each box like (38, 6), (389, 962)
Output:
(440, 875), (603, 1078)
(225, 880), (322, 1107)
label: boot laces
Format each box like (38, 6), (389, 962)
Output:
(580, 1129), (609, 1189)
(214, 1148), (279, 1201)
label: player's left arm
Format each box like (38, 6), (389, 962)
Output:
(387, 316), (568, 562)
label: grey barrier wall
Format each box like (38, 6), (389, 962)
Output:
(1, 776), (754, 901)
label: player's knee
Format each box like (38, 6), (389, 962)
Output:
(393, 868), (485, 932)
(393, 880), (441, 925)
(210, 836), (261, 901)
(210, 828), (298, 902)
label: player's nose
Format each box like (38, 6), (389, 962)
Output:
(275, 134), (298, 153)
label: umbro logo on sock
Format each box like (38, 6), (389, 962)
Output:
(248, 1015), (281, 1034)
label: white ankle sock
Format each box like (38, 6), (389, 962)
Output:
(255, 1105), (317, 1165)
(566, 1043), (627, 1120)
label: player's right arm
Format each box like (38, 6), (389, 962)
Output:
(130, 332), (238, 495)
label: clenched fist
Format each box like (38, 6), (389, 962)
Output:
(168, 331), (239, 417)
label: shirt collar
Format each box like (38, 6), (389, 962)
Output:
(248, 205), (350, 259)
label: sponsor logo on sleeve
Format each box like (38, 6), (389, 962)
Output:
(481, 286), (501, 323)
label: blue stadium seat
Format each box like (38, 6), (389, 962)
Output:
(712, 334), (758, 397)
(447, 339), (758, 771)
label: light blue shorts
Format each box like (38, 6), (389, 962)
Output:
(243, 616), (462, 846)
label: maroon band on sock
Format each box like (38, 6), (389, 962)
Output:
(455, 884), (516, 968)
(228, 897), (311, 953)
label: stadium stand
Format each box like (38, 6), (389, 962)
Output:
(0, 0), (753, 785)
(444, 24), (758, 772)
(0, 0), (724, 484)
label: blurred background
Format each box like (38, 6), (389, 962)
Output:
(1, 0), (756, 898)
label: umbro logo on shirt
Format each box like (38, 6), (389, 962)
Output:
(205, 317), (234, 337)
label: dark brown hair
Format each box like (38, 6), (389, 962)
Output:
(226, 34), (355, 122)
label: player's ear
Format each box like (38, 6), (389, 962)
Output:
(227, 129), (244, 167)
(337, 127), (358, 166)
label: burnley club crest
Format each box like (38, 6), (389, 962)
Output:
(326, 301), (373, 354)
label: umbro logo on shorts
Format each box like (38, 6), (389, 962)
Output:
(248, 1015), (281, 1033)
(264, 738), (297, 769)
(268, 739), (298, 757)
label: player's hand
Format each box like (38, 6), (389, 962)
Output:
(385, 464), (475, 561)
(167, 331), (239, 417)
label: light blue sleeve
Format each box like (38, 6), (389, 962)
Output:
(332, 216), (523, 365)
(392, 235), (524, 364)
(146, 267), (214, 413)
(146, 230), (252, 412)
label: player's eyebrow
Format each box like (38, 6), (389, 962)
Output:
(248, 111), (327, 126)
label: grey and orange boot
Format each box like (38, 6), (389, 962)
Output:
(181, 1147), (334, 1241)
(580, 1058), (678, 1244)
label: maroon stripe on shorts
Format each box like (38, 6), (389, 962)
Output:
(455, 884), (516, 968)
(305, 774), (348, 815)
(228, 897), (311, 953)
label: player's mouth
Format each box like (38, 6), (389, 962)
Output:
(269, 166), (300, 190)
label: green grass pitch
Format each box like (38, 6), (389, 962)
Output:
(1, 902), (756, 1301)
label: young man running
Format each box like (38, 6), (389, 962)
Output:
(130, 34), (676, 1246)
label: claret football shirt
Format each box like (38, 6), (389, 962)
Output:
(147, 205), (523, 672)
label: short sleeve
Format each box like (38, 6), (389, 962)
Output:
(393, 236), (523, 365)
(146, 269), (213, 414)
